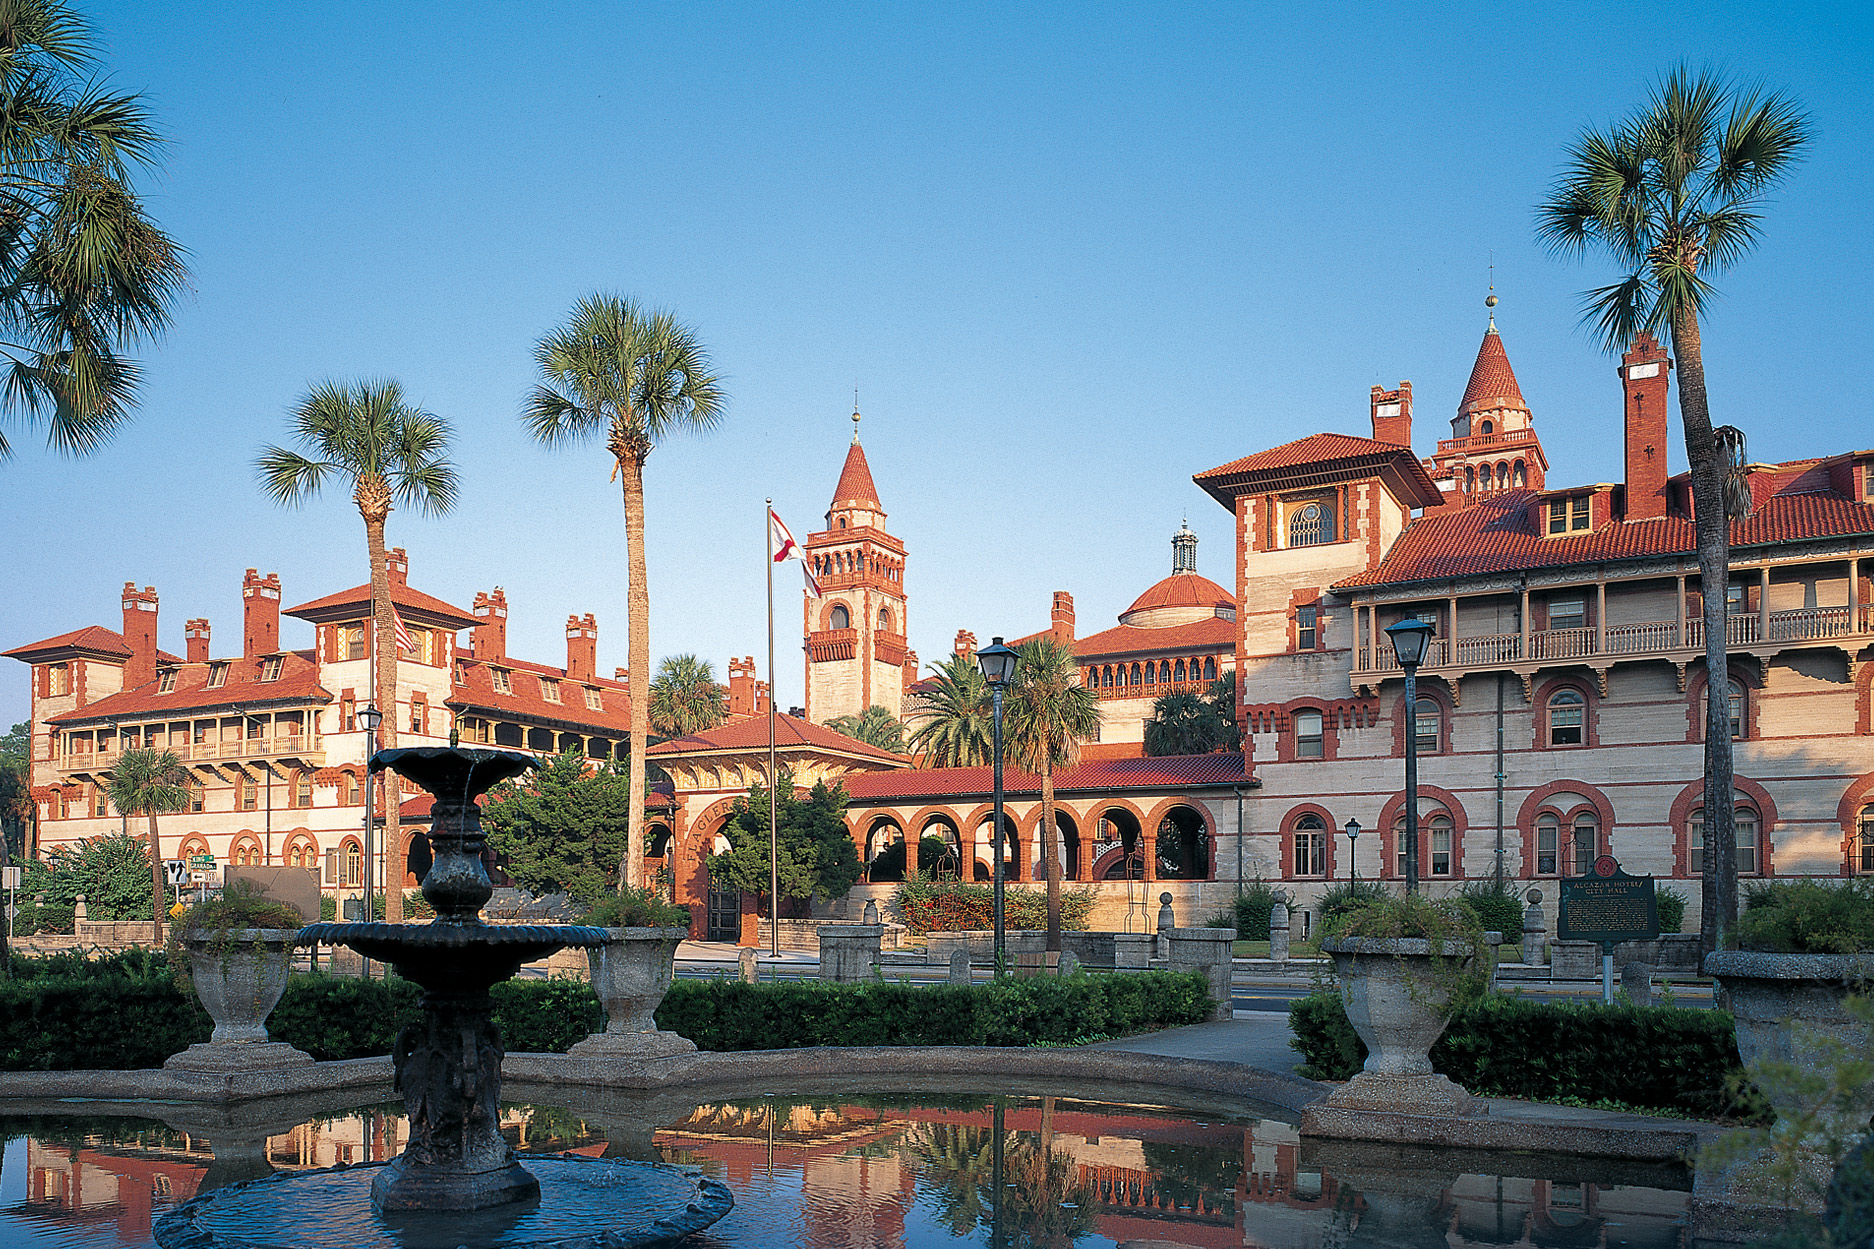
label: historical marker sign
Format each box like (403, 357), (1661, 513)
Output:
(1557, 859), (1659, 951)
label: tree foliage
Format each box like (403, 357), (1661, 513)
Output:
(824, 704), (907, 753)
(1005, 636), (1101, 952)
(103, 748), (189, 940)
(21, 833), (153, 918)
(1144, 671), (1240, 756)
(0, 721), (29, 859)
(906, 652), (991, 767)
(647, 653), (727, 738)
(706, 769), (861, 906)
(481, 750), (633, 909)
(0, 0), (188, 462)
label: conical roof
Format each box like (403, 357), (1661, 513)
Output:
(831, 439), (881, 510)
(1459, 324), (1527, 416)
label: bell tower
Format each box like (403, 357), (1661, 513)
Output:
(803, 406), (910, 726)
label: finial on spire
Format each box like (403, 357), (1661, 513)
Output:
(1485, 253), (1498, 330)
(851, 401), (861, 444)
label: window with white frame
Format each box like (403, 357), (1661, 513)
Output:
(1293, 814), (1327, 877)
(1297, 604), (1319, 650)
(1547, 689), (1585, 746)
(1293, 710), (1324, 759)
(1859, 806), (1874, 874)
(492, 669), (511, 695)
(1287, 499), (1336, 547)
(1413, 697), (1441, 753)
(1690, 804), (1761, 876)
(1393, 812), (1454, 877)
(1701, 679), (1744, 740)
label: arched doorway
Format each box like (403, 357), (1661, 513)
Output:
(863, 816), (909, 882)
(405, 832), (433, 888)
(1035, 810), (1082, 881)
(1093, 807), (1143, 880)
(1156, 806), (1210, 879)
(974, 813), (1017, 882)
(919, 814), (963, 880)
(703, 831), (740, 942)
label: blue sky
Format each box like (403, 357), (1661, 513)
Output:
(4, 2), (1871, 728)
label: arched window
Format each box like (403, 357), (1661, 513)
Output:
(837, 517), (847, 529)
(343, 840), (363, 886)
(1144, 663), (1156, 686)
(1414, 697), (1441, 753)
(1481, 420), (1494, 436)
(1689, 803), (1761, 876)
(1536, 811), (1600, 877)
(1102, 666), (1114, 688)
(1859, 805), (1874, 875)
(1174, 659), (1186, 683)
(1548, 690), (1586, 746)
(1115, 665), (1128, 688)
(1513, 460), (1527, 487)
(1160, 661), (1172, 683)
(1466, 465), (1477, 492)
(231, 837), (261, 867)
(1701, 679), (1745, 740)
(284, 836), (317, 869)
(1204, 656), (1217, 681)
(1288, 499), (1335, 547)
(1131, 663), (1142, 685)
(829, 604), (850, 631)
(1293, 814), (1327, 877)
(878, 607), (892, 631)
(1496, 462), (1509, 489)
(1293, 710), (1324, 759)
(1393, 811), (1454, 877)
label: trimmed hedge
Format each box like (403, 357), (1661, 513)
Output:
(0, 975), (210, 1070)
(653, 970), (1211, 1050)
(1290, 990), (1743, 1116)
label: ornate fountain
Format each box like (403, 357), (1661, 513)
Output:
(154, 746), (733, 1248)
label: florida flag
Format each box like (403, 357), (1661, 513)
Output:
(769, 508), (821, 597)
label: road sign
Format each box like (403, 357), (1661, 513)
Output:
(164, 860), (188, 886)
(4, 904), (14, 920)
(0, 865), (20, 890)
(188, 853), (216, 870)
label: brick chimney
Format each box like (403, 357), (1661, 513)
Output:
(185, 618), (211, 663)
(121, 583), (158, 688)
(727, 656), (770, 716)
(953, 629), (977, 659)
(472, 589), (507, 661)
(1621, 333), (1672, 521)
(242, 568), (282, 656)
(565, 613), (597, 681)
(1051, 591), (1075, 642)
(386, 547), (409, 587)
(1371, 381), (1413, 447)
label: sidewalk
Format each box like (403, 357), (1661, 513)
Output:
(1084, 1012), (1304, 1074)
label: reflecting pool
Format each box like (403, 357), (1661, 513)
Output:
(1, 1091), (1694, 1248)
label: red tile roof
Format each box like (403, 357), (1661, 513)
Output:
(832, 439), (881, 510)
(1124, 572), (1233, 617)
(448, 658), (632, 735)
(647, 712), (908, 765)
(842, 752), (1250, 802)
(1337, 485), (1874, 590)
(3, 625), (135, 661)
(1075, 615), (1237, 659)
(47, 651), (331, 724)
(1194, 432), (1445, 510)
(1459, 324), (1526, 414)
(284, 581), (478, 627)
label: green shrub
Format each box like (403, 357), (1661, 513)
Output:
(1656, 885), (1687, 935)
(1315, 879), (1391, 931)
(654, 970), (1210, 1050)
(894, 876), (1095, 934)
(580, 885), (691, 929)
(1201, 909), (1236, 931)
(13, 900), (74, 935)
(1735, 879), (1874, 954)
(1457, 881), (1524, 939)
(268, 974), (422, 1060)
(8, 948), (173, 980)
(490, 978), (603, 1051)
(1289, 989), (1743, 1115)
(0, 973), (209, 1070)
(1233, 882), (1277, 941)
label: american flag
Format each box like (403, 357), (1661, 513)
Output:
(392, 605), (417, 655)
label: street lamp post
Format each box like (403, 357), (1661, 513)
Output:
(358, 703), (384, 976)
(1344, 817), (1361, 885)
(1384, 616), (1436, 895)
(976, 637), (1019, 972)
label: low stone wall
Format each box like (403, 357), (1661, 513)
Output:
(1552, 934), (1702, 979)
(74, 920), (158, 945)
(811, 881), (1239, 939)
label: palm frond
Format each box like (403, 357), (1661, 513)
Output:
(1714, 86), (1812, 197)
(254, 445), (333, 507)
(259, 378), (457, 516)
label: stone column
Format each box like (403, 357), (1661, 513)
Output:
(1156, 892), (1176, 960)
(738, 945), (758, 983)
(1269, 889), (1291, 963)
(948, 948), (971, 984)
(1521, 888), (1546, 968)
(817, 924), (883, 982)
(1167, 927), (1236, 1021)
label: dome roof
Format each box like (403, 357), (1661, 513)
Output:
(1119, 572), (1234, 628)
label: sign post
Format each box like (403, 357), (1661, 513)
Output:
(1557, 855), (1659, 1005)
(2, 864), (19, 944)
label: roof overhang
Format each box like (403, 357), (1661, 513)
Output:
(1195, 451), (1444, 511)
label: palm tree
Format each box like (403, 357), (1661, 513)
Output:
(0, 0), (187, 462)
(906, 653), (993, 768)
(1538, 68), (1810, 951)
(648, 654), (727, 738)
(1144, 690), (1229, 756)
(824, 704), (907, 753)
(105, 748), (189, 943)
(524, 295), (725, 889)
(1005, 637), (1099, 954)
(256, 380), (458, 923)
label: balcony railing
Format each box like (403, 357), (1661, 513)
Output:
(1433, 427), (1542, 456)
(1356, 603), (1874, 675)
(58, 733), (325, 773)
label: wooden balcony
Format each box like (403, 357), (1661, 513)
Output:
(1355, 603), (1874, 692)
(57, 733), (326, 775)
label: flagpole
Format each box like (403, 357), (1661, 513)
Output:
(766, 498), (780, 960)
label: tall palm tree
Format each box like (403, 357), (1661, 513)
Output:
(0, 0), (187, 462)
(524, 295), (725, 889)
(1005, 637), (1099, 954)
(256, 380), (458, 923)
(648, 653), (727, 738)
(1538, 68), (1809, 951)
(105, 748), (189, 943)
(1143, 689), (1233, 757)
(905, 653), (992, 768)
(824, 704), (907, 753)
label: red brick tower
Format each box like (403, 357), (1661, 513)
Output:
(1621, 331), (1673, 521)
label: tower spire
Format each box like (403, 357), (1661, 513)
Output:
(1171, 517), (1198, 574)
(852, 392), (862, 444)
(1485, 254), (1498, 331)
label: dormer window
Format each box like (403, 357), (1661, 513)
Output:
(205, 662), (229, 689)
(45, 663), (70, 696)
(541, 678), (560, 703)
(1547, 495), (1591, 535)
(1286, 498), (1337, 548)
(157, 669), (177, 694)
(260, 657), (283, 682)
(585, 688), (603, 711)
(492, 669), (511, 695)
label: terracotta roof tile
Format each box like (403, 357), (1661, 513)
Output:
(1459, 325), (1526, 414)
(1195, 432), (1408, 481)
(1194, 432), (1445, 510)
(832, 440), (881, 510)
(1337, 486), (1874, 590)
(647, 713), (908, 765)
(1075, 615), (1237, 658)
(448, 658), (632, 736)
(284, 581), (478, 627)
(47, 651), (330, 724)
(3, 625), (135, 661)
(842, 752), (1250, 802)
(1124, 572), (1233, 617)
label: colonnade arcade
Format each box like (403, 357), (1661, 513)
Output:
(456, 715), (621, 761)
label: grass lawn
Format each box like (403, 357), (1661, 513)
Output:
(1231, 938), (1325, 959)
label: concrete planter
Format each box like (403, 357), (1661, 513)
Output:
(1704, 950), (1874, 1122)
(165, 929), (312, 1073)
(567, 927), (696, 1061)
(1318, 935), (1484, 1117)
(818, 924), (885, 982)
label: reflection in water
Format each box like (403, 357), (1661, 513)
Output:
(0, 1096), (1693, 1248)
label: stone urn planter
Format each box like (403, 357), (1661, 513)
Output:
(164, 928), (313, 1073)
(568, 927), (696, 1061)
(1317, 935), (1484, 1117)
(1704, 950), (1874, 1124)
